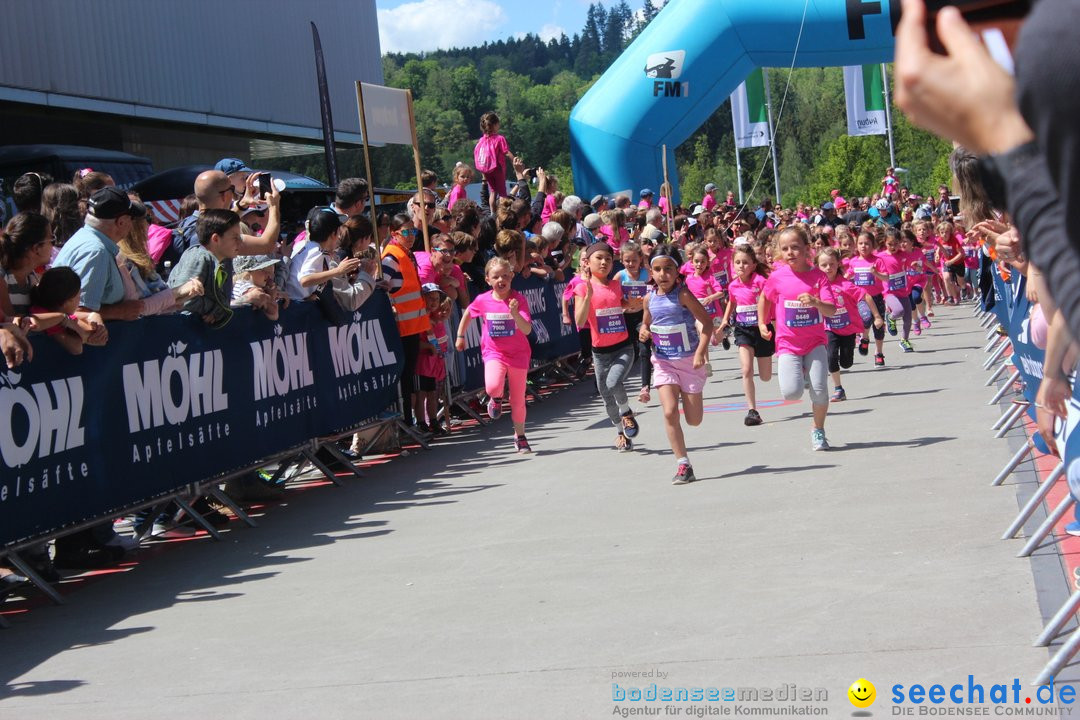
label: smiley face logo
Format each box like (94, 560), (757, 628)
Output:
(848, 678), (876, 708)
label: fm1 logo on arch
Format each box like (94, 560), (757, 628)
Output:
(644, 50), (688, 97)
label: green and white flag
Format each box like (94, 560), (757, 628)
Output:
(843, 64), (887, 136)
(731, 69), (770, 149)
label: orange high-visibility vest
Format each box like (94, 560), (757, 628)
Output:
(383, 242), (431, 337)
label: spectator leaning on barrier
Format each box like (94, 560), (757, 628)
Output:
(0, 211), (53, 317)
(116, 198), (203, 316)
(167, 209), (242, 328)
(383, 212), (432, 429)
(231, 254), (281, 322)
(53, 186), (145, 325)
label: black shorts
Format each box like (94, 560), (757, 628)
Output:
(416, 375), (437, 392)
(733, 323), (776, 358)
(946, 264), (965, 281)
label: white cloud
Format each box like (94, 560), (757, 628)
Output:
(378, 0), (508, 54)
(538, 23), (565, 42)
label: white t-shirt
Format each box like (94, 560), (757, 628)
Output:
(286, 240), (329, 301)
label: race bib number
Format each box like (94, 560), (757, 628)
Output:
(923, 250), (936, 264)
(734, 304), (758, 325)
(853, 267), (875, 287)
(595, 306), (627, 335)
(888, 272), (907, 292)
(712, 268), (730, 288)
(783, 300), (821, 328)
(650, 323), (692, 356)
(826, 306), (851, 331)
(621, 281), (648, 299)
(907, 261), (923, 278)
(485, 312), (516, 338)
(964, 247), (977, 259)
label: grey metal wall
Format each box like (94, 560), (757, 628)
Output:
(0, 0), (383, 143)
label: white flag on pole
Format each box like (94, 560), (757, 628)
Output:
(730, 69), (771, 149)
(843, 65), (888, 137)
(359, 83), (413, 146)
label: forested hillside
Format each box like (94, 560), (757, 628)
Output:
(289, 1), (951, 205)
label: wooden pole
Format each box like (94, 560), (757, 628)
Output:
(355, 81), (383, 278)
(405, 89), (431, 254)
(661, 144), (674, 240)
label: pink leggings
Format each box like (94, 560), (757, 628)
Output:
(486, 361), (528, 424)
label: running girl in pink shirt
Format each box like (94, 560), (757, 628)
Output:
(684, 246), (725, 352)
(758, 225), (838, 451)
(818, 248), (883, 402)
(638, 245), (713, 484)
(718, 243), (774, 426)
(878, 228), (915, 352)
(847, 230), (888, 367)
(455, 257), (534, 453)
(900, 229), (929, 335)
(575, 242), (640, 451)
(614, 241), (653, 403)
(914, 220), (938, 323)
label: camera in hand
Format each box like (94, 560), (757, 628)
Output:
(922, 0), (1031, 54)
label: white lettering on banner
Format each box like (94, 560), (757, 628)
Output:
(121, 343), (228, 433)
(532, 318), (550, 345)
(0, 373), (86, 468)
(327, 317), (398, 379)
(520, 287), (546, 314)
(250, 326), (315, 401)
(463, 316), (483, 369)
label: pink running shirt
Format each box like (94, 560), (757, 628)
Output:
(762, 263), (837, 356)
(467, 290), (532, 369)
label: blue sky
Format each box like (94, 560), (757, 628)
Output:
(376, 0), (596, 54)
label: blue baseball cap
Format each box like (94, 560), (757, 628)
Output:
(639, 188), (653, 197)
(214, 158), (252, 176)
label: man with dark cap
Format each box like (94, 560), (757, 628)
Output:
(54, 186), (146, 323)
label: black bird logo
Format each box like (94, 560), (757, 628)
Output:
(644, 57), (676, 78)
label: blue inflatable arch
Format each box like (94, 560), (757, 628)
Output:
(569, 0), (899, 202)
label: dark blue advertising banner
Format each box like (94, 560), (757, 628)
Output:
(0, 293), (402, 547)
(991, 267), (1052, 455)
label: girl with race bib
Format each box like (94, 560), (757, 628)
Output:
(638, 245), (713, 484)
(575, 242), (641, 451)
(718, 242), (774, 427)
(758, 226), (838, 451)
(848, 230), (889, 367)
(878, 228), (915, 353)
(455, 257), (534, 454)
(818, 247), (883, 402)
(614, 241), (654, 403)
(914, 220), (938, 324)
(900, 228), (930, 335)
(684, 245), (726, 351)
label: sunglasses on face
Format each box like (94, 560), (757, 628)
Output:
(398, 228), (418, 238)
(413, 201), (437, 210)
